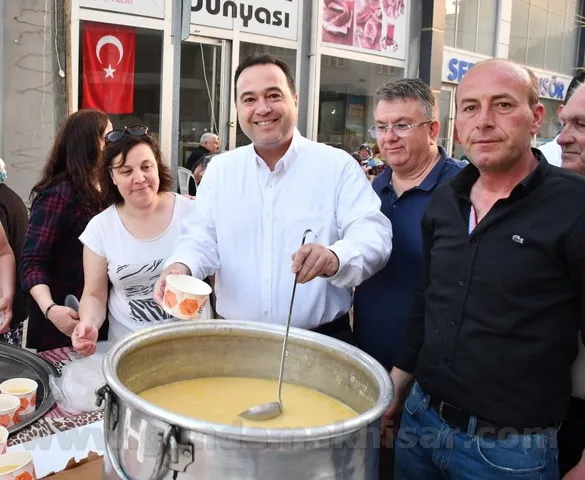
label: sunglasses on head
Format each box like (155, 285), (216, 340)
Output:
(105, 125), (149, 144)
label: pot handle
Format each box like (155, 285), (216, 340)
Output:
(96, 385), (172, 480)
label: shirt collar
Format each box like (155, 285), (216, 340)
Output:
(253, 128), (301, 172)
(381, 146), (449, 193)
(451, 147), (550, 198)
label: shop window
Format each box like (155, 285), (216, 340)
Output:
(509, 0), (580, 75)
(179, 42), (223, 165)
(445, 0), (497, 56)
(318, 56), (403, 154)
(235, 43), (297, 147)
(78, 22), (163, 140)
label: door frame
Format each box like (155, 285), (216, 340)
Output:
(181, 35), (231, 151)
(440, 85), (456, 157)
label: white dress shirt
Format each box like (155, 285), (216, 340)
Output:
(166, 129), (393, 329)
(537, 136), (562, 167)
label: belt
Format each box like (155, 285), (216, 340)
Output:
(311, 313), (351, 336)
(429, 396), (552, 439)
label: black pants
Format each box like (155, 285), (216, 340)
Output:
(558, 395), (585, 476)
(310, 314), (356, 345)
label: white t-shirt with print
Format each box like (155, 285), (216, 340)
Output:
(79, 193), (194, 343)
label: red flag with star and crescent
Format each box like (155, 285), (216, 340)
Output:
(82, 22), (135, 114)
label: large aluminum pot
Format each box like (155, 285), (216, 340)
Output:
(98, 320), (393, 480)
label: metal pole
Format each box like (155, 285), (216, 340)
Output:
(170, 0), (183, 177)
(211, 46), (217, 133)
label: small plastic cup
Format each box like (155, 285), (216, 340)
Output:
(162, 274), (212, 320)
(0, 451), (37, 479)
(0, 396), (19, 428)
(0, 427), (7, 455)
(0, 379), (38, 415)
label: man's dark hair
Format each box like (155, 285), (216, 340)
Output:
(234, 54), (296, 100)
(564, 71), (585, 104)
(375, 78), (439, 119)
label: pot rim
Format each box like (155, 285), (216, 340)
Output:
(102, 320), (393, 442)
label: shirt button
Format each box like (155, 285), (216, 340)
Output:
(459, 281), (465, 287)
(263, 311), (269, 316)
(451, 321), (458, 326)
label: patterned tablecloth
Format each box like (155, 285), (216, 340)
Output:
(8, 347), (104, 446)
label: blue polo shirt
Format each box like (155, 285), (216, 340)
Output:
(353, 147), (465, 369)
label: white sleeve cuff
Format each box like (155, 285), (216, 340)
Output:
(326, 241), (360, 287)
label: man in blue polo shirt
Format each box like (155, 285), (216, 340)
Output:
(353, 78), (464, 478)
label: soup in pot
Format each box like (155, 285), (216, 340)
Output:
(139, 377), (357, 428)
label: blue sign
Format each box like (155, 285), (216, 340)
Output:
(447, 58), (475, 83)
(445, 55), (567, 101)
(538, 76), (565, 100)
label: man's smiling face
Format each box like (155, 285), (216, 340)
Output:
(235, 63), (298, 151)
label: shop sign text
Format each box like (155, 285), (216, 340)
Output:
(538, 76), (565, 100)
(79, 0), (164, 19)
(443, 54), (568, 101)
(446, 57), (475, 83)
(191, 0), (297, 41)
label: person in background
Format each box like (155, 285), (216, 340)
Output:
(20, 110), (112, 352)
(552, 83), (585, 477)
(185, 133), (220, 172)
(0, 159), (28, 346)
(385, 59), (585, 479)
(155, 54), (392, 344)
(185, 133), (220, 196)
(353, 78), (465, 478)
(538, 71), (585, 166)
(72, 130), (193, 356)
(369, 144), (387, 177)
(0, 223), (15, 342)
(187, 151), (220, 197)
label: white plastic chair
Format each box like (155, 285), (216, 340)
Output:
(177, 167), (195, 195)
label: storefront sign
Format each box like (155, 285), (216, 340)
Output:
(190, 0), (298, 41)
(79, 0), (165, 19)
(441, 49), (488, 84)
(444, 57), (476, 83)
(442, 49), (572, 101)
(321, 0), (407, 61)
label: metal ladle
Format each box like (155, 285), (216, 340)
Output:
(239, 228), (313, 422)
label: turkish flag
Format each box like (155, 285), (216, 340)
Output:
(82, 22), (135, 114)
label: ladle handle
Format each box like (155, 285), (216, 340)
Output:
(276, 228), (313, 407)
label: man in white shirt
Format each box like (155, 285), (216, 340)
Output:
(538, 72), (585, 167)
(154, 54), (392, 342)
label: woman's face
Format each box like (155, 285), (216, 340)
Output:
(110, 143), (160, 207)
(100, 121), (113, 151)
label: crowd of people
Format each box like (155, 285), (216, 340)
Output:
(0, 53), (583, 479)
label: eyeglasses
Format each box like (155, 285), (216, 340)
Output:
(369, 121), (432, 139)
(105, 125), (149, 144)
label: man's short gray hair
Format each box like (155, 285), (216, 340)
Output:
(200, 132), (217, 144)
(375, 78), (439, 120)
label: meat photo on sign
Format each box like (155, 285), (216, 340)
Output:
(353, 0), (382, 51)
(379, 0), (406, 52)
(381, 0), (405, 19)
(322, 0), (355, 46)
